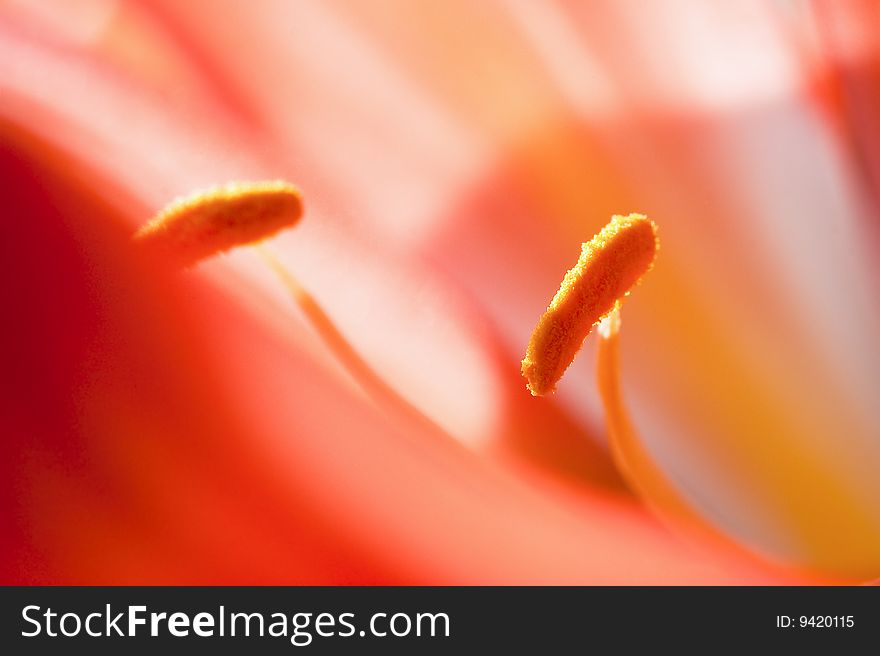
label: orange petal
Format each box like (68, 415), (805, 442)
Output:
(2, 127), (827, 584)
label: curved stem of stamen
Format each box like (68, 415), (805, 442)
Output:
(256, 246), (454, 445)
(596, 307), (731, 542)
(597, 309), (850, 583)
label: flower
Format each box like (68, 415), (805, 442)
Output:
(1, 0), (877, 583)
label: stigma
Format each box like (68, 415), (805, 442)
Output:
(521, 213), (658, 396)
(134, 181), (302, 266)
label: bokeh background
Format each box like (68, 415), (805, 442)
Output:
(2, 0), (879, 583)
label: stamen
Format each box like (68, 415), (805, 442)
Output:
(137, 183), (454, 448)
(521, 213), (658, 396)
(134, 181), (302, 266)
(521, 214), (839, 578)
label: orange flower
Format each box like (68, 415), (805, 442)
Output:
(1, 0), (877, 583)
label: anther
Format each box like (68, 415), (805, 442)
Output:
(521, 213), (658, 396)
(134, 181), (302, 266)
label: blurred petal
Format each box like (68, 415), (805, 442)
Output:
(0, 122), (829, 584)
(3, 0), (877, 581)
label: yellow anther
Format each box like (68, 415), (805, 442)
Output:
(134, 181), (302, 266)
(521, 213), (658, 396)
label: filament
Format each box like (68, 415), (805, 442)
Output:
(596, 308), (714, 533)
(257, 247), (452, 443)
